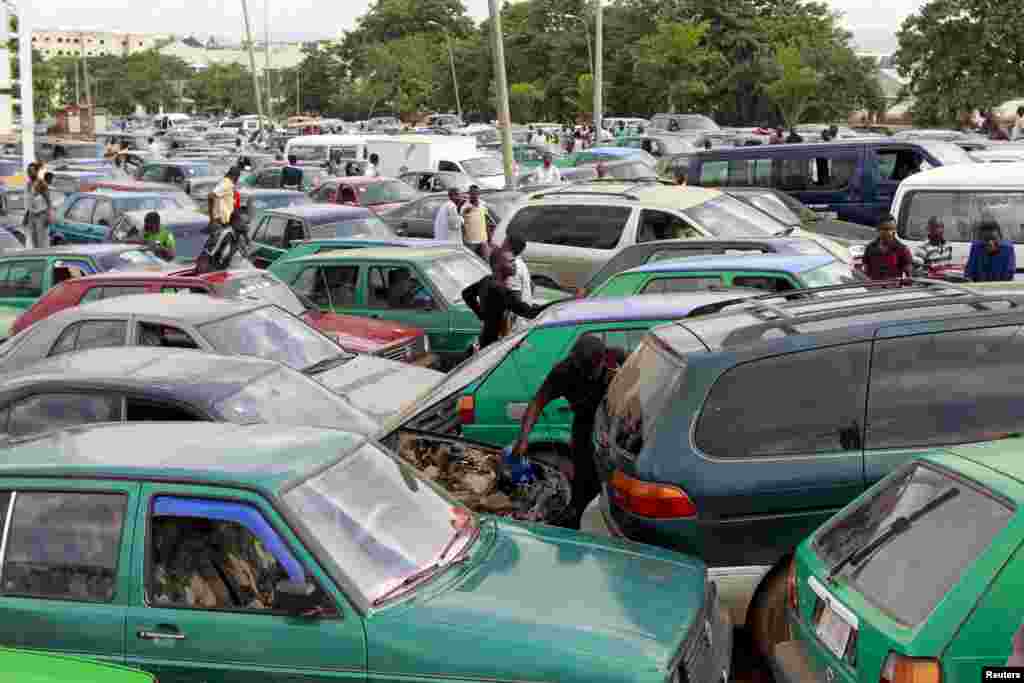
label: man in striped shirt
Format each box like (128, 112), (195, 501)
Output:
(914, 217), (953, 272)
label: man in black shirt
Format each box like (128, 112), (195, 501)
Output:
(462, 248), (544, 349)
(512, 334), (627, 529)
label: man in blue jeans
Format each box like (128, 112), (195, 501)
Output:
(965, 221), (1015, 282)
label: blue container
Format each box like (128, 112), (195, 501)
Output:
(502, 446), (536, 485)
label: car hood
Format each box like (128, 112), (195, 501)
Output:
(792, 227), (853, 264)
(367, 520), (706, 680)
(315, 354), (443, 420)
(368, 201), (407, 215)
(302, 310), (422, 354)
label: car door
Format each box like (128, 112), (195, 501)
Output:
(125, 485), (366, 683)
(250, 215), (290, 268)
(352, 263), (449, 351)
(869, 145), (933, 225)
(289, 262), (360, 313)
(57, 196), (99, 243)
(782, 150), (863, 224)
(0, 258), (47, 310)
(0, 483), (139, 665)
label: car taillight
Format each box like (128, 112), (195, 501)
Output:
(880, 654), (941, 683)
(609, 470), (696, 519)
(787, 559), (798, 611)
(457, 395), (475, 424)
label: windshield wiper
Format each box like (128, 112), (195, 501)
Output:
(301, 353), (352, 376)
(826, 487), (959, 584)
(371, 524), (478, 608)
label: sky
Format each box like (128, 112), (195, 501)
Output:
(29, 0), (919, 52)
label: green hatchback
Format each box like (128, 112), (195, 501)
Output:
(0, 648), (154, 682)
(270, 246), (565, 367)
(0, 422), (731, 683)
(777, 441), (1024, 683)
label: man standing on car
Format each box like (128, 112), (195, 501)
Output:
(862, 215), (913, 281)
(142, 211), (176, 261)
(208, 166), (240, 229)
(512, 334), (627, 530)
(462, 248), (544, 350)
(433, 188), (464, 242)
(914, 217), (953, 273)
(965, 220), (1016, 282)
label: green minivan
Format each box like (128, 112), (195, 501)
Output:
(777, 441), (1024, 683)
(0, 421), (731, 683)
(0, 648), (155, 682)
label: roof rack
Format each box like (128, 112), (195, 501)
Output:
(530, 188), (640, 201)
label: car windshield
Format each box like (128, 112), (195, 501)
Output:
(215, 368), (379, 432)
(920, 141), (974, 166)
(813, 462), (1012, 625)
(199, 306), (347, 370)
(283, 441), (465, 605)
(734, 192), (801, 227)
(218, 273), (307, 316)
(289, 145), (328, 162)
(461, 156), (505, 177)
(118, 196), (185, 212)
(684, 195), (784, 238)
(361, 181), (419, 205)
(312, 216), (396, 239)
(425, 254), (490, 303)
(250, 195), (313, 211)
(98, 248), (167, 270)
(800, 260), (863, 287)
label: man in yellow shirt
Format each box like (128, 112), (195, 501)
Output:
(208, 167), (240, 228)
(461, 185), (492, 260)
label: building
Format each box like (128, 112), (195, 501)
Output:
(32, 29), (170, 59)
(157, 41), (305, 74)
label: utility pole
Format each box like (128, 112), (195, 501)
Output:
(0, 2), (11, 136)
(264, 0), (272, 123)
(487, 0), (514, 189)
(296, 69), (300, 115)
(239, 0), (264, 132)
(79, 31), (92, 108)
(445, 31), (462, 122)
(593, 0), (603, 135)
(17, 0), (34, 164)
(73, 61), (80, 105)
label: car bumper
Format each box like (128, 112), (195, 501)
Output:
(770, 639), (826, 683)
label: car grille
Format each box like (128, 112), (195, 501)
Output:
(376, 335), (426, 363)
(676, 581), (730, 683)
(406, 393), (461, 435)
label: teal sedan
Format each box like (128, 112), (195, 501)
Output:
(52, 191), (191, 244)
(0, 421), (731, 683)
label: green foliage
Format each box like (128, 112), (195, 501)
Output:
(363, 34), (444, 116)
(509, 81), (546, 121)
(575, 73), (593, 116)
(765, 44), (819, 126)
(188, 63), (256, 114)
(635, 21), (719, 113)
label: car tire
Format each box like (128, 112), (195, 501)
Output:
(748, 561), (791, 660)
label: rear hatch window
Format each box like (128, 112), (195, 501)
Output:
(813, 461), (1013, 625)
(507, 205), (631, 249)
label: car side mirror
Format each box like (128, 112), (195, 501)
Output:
(274, 580), (318, 615)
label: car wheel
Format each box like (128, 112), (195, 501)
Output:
(747, 561), (791, 660)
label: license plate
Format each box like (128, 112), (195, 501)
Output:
(816, 601), (854, 659)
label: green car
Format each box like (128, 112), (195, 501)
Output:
(0, 244), (170, 313)
(270, 246), (565, 367)
(0, 421), (731, 683)
(588, 254), (861, 298)
(0, 648), (154, 683)
(777, 441), (1024, 683)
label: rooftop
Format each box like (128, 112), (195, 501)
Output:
(290, 246), (466, 263)
(75, 292), (261, 322)
(0, 243), (147, 258)
(526, 181), (721, 210)
(265, 205), (375, 223)
(0, 422), (362, 494)
(945, 440), (1024, 491)
(535, 291), (757, 328)
(625, 253), (835, 276)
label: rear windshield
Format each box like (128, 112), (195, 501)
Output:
(309, 216), (395, 240)
(901, 190), (1024, 243)
(359, 181), (419, 205)
(813, 461), (1013, 626)
(605, 335), (688, 455)
(289, 145), (327, 162)
(507, 205), (631, 249)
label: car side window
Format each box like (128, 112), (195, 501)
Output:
(867, 326), (1024, 449)
(8, 393), (123, 437)
(368, 265), (433, 309)
(641, 276), (723, 293)
(66, 197), (98, 223)
(260, 217), (288, 248)
(148, 496), (330, 613)
(125, 399), (205, 421)
(732, 275), (796, 292)
(507, 205), (631, 250)
(50, 320), (128, 356)
(438, 161), (460, 172)
(136, 323), (201, 349)
(875, 150), (926, 183)
(92, 199), (115, 226)
(636, 210), (700, 243)
(699, 161), (728, 185)
(283, 220), (306, 248)
(1, 491), (126, 602)
(695, 343), (870, 457)
(3, 260), (45, 298)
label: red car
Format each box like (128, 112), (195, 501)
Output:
(310, 176), (421, 214)
(10, 268), (436, 365)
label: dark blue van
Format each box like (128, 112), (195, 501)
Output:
(686, 139), (973, 226)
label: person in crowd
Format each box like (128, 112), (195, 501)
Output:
(595, 160), (609, 179)
(1012, 107), (1024, 141)
(26, 164), (52, 250)
(674, 168), (688, 186)
(965, 220), (1015, 282)
(503, 234), (533, 331)
(208, 166), (240, 229)
(365, 153), (380, 177)
(769, 127), (785, 144)
(433, 188), (464, 242)
(512, 333), (627, 530)
(526, 125), (535, 144)
(615, 121), (627, 140)
(785, 128), (804, 143)
(862, 215), (913, 281)
(461, 185), (491, 260)
(22, 162), (36, 227)
(532, 152), (563, 185)
(820, 127), (832, 142)
(914, 217), (953, 272)
(281, 155), (302, 190)
(462, 247), (544, 350)
(104, 140), (118, 158)
(142, 211), (176, 261)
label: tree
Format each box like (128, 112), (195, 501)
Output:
(188, 63), (255, 114)
(635, 21), (721, 113)
(509, 81), (545, 121)
(363, 34), (443, 117)
(574, 73), (593, 117)
(291, 43), (344, 114)
(765, 45), (819, 126)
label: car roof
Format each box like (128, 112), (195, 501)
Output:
(329, 176), (399, 186)
(78, 191), (173, 200)
(289, 245), (465, 263)
(0, 347), (275, 406)
(119, 209), (209, 224)
(0, 422), (364, 494)
(297, 237), (451, 249)
(74, 292), (262, 322)
(0, 243), (147, 259)
(897, 161), (1024, 188)
(534, 291), (757, 328)
(939, 440), (1024, 492)
(525, 180), (721, 209)
(264, 205), (373, 223)
(623, 253), (835, 275)
(238, 188), (308, 197)
(63, 270), (201, 284)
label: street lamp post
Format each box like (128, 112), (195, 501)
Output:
(16, 0), (33, 164)
(486, 0), (514, 188)
(239, 0), (265, 133)
(593, 0), (603, 134)
(428, 20), (462, 123)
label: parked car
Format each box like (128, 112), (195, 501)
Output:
(588, 279), (1024, 656)
(724, 187), (878, 244)
(275, 237), (454, 261)
(248, 205), (398, 268)
(480, 142), (568, 170)
(79, 179), (193, 204)
(382, 189), (525, 239)
(51, 191), (190, 245)
(0, 347), (379, 436)
(109, 208), (211, 263)
(491, 181), (850, 291)
(10, 268), (432, 364)
(0, 647), (154, 683)
(134, 160), (214, 186)
(270, 246), (565, 367)
(577, 237), (835, 296)
(245, 163), (330, 193)
(776, 442), (1024, 683)
(614, 134), (698, 158)
(310, 176), (421, 214)
(588, 253), (861, 298)
(0, 293), (443, 422)
(0, 420), (731, 683)
(566, 147), (658, 168)
(648, 113), (721, 140)
(687, 139), (975, 227)
(399, 170), (475, 193)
